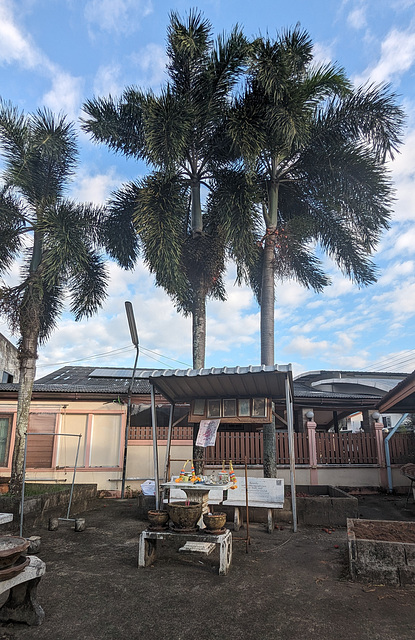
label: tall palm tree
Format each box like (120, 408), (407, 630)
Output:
(0, 103), (115, 493)
(218, 27), (405, 475)
(82, 10), (248, 369)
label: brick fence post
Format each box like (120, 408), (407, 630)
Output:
(307, 421), (318, 485)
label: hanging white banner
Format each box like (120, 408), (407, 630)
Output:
(196, 419), (220, 447)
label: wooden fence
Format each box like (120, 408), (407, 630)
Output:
(315, 432), (378, 465)
(388, 433), (415, 464)
(129, 426), (415, 466)
(129, 425), (193, 440)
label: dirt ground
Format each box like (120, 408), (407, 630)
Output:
(1, 493), (415, 640)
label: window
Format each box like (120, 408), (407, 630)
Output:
(193, 399), (205, 416)
(27, 413), (57, 468)
(238, 399), (250, 417)
(89, 414), (121, 467)
(252, 398), (267, 417)
(223, 399), (236, 417)
(57, 414), (87, 468)
(0, 416), (11, 466)
(207, 400), (221, 418)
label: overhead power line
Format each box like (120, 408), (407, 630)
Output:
(37, 343), (192, 370)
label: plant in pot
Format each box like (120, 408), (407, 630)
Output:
(165, 501), (202, 531)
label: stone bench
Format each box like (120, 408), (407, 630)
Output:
(0, 555), (46, 625)
(138, 528), (232, 575)
(223, 477), (284, 533)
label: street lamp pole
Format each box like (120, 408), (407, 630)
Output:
(121, 301), (139, 498)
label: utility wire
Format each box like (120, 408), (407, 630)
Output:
(37, 343), (192, 370)
(361, 349), (415, 372)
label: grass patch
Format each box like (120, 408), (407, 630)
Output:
(24, 483), (68, 496)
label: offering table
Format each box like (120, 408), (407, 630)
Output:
(162, 481), (231, 528)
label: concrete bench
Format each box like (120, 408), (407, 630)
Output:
(139, 528), (232, 575)
(0, 513), (13, 525)
(223, 477), (284, 533)
(0, 555), (46, 625)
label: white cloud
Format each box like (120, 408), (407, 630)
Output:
(0, 2), (83, 118)
(93, 63), (123, 97)
(312, 42), (335, 66)
(372, 280), (415, 318)
(347, 6), (367, 29)
(130, 43), (167, 88)
(285, 335), (329, 356)
(85, 0), (153, 35)
(42, 70), (83, 121)
(0, 0), (42, 68)
(70, 167), (122, 204)
(377, 260), (414, 286)
(354, 27), (415, 85)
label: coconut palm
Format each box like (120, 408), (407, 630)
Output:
(0, 103), (118, 493)
(82, 10), (248, 369)
(217, 27), (404, 474)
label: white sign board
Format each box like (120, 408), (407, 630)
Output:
(224, 477), (284, 508)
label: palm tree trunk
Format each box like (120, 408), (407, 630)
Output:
(9, 326), (39, 495)
(192, 289), (206, 475)
(261, 232), (278, 478)
(260, 232), (275, 366)
(192, 292), (206, 370)
(191, 181), (203, 236)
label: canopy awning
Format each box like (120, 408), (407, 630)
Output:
(144, 364), (293, 403)
(144, 364), (297, 531)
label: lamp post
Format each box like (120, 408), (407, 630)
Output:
(121, 301), (139, 498)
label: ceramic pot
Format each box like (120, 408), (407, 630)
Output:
(203, 512), (227, 531)
(147, 510), (169, 528)
(166, 502), (202, 530)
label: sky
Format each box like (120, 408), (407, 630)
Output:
(0, 0), (415, 378)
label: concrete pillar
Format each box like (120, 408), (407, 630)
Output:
(306, 420), (318, 485)
(374, 421), (388, 489)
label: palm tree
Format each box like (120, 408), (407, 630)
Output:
(0, 103), (117, 494)
(218, 27), (405, 475)
(82, 10), (248, 369)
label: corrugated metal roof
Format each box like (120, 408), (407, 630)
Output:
(140, 364), (293, 403)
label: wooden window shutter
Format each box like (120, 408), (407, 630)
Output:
(27, 413), (56, 468)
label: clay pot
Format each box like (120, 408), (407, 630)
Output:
(165, 502), (202, 530)
(0, 536), (30, 569)
(203, 512), (227, 531)
(147, 510), (169, 528)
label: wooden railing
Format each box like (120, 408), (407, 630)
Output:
(388, 433), (415, 464)
(129, 426), (415, 466)
(205, 431), (310, 465)
(129, 425), (193, 440)
(315, 432), (377, 465)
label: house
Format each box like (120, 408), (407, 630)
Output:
(0, 333), (19, 383)
(0, 365), (412, 493)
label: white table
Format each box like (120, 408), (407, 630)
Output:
(162, 481), (231, 528)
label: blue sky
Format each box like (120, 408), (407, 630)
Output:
(1, 0), (415, 377)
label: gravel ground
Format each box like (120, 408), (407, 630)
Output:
(0, 493), (414, 640)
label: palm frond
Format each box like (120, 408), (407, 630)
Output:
(0, 189), (25, 272)
(82, 90), (146, 159)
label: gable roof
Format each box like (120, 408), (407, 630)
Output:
(377, 370), (415, 413)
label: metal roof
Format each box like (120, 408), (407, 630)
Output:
(141, 364), (293, 403)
